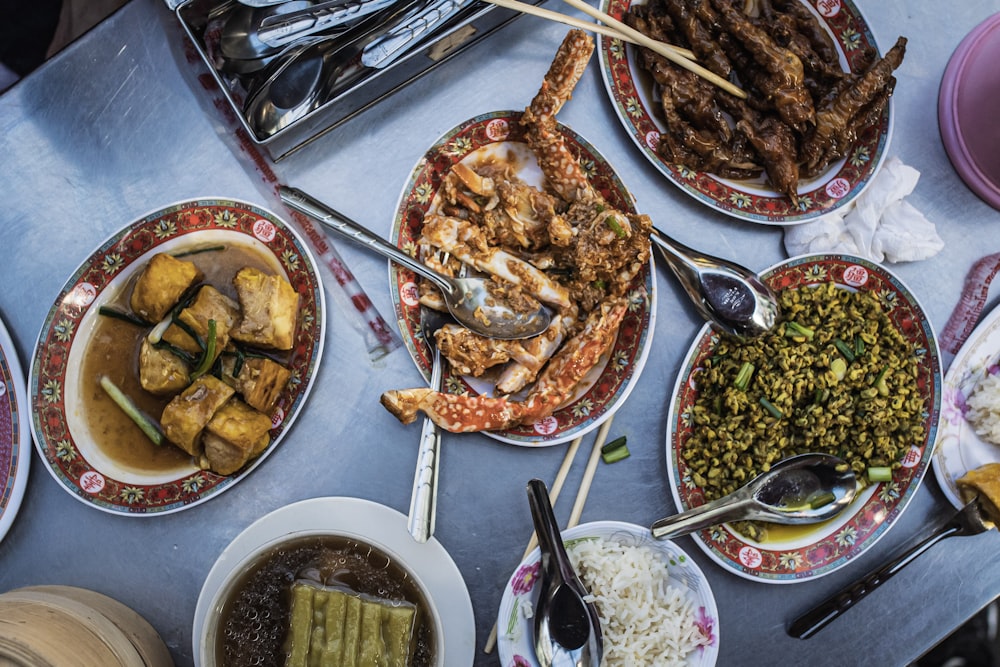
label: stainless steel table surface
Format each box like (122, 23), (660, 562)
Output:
(1, 0), (998, 665)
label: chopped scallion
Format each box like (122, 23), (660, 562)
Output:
(99, 375), (163, 446)
(759, 396), (783, 419)
(833, 338), (856, 363)
(867, 466), (893, 483)
(600, 436), (630, 464)
(784, 321), (815, 341)
(190, 319), (217, 381)
(97, 306), (147, 327)
(734, 362), (755, 391)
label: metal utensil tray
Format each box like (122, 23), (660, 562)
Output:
(173, 0), (525, 160)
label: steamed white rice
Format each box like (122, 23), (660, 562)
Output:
(967, 371), (1000, 445)
(567, 538), (710, 666)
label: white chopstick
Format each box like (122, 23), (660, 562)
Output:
(483, 434), (584, 654)
(483, 0), (696, 61)
(558, 0), (747, 99)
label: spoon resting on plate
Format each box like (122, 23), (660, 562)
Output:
(650, 453), (857, 540)
(650, 228), (779, 339)
(527, 479), (603, 667)
(279, 186), (553, 340)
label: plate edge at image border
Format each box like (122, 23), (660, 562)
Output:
(387, 110), (657, 446)
(664, 253), (942, 583)
(27, 198), (326, 516)
(596, 0), (893, 225)
(191, 496), (475, 667)
(932, 302), (1000, 509)
(0, 314), (30, 544)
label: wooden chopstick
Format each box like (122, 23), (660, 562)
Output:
(482, 416), (616, 654)
(568, 415), (614, 528)
(482, 434), (584, 654)
(483, 0), (695, 61)
(559, 0), (747, 99)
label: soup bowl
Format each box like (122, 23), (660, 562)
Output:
(194, 497), (474, 666)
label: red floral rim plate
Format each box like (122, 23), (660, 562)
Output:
(666, 255), (941, 582)
(598, 0), (892, 225)
(28, 199), (325, 515)
(0, 314), (30, 542)
(389, 110), (656, 445)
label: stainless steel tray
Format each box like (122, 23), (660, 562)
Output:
(173, 0), (527, 160)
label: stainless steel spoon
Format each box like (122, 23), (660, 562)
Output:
(650, 227), (780, 338)
(788, 496), (994, 639)
(220, 0), (314, 62)
(527, 479), (603, 667)
(407, 308), (448, 543)
(279, 186), (553, 339)
(650, 453), (857, 540)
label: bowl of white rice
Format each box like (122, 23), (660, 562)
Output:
(496, 521), (719, 666)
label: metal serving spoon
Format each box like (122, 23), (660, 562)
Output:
(279, 186), (553, 339)
(527, 479), (603, 667)
(650, 227), (779, 338)
(407, 308), (448, 542)
(220, 0), (314, 62)
(650, 453), (857, 540)
(788, 496), (995, 639)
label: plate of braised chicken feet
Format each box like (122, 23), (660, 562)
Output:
(381, 32), (656, 445)
(599, 0), (904, 224)
(29, 199), (325, 514)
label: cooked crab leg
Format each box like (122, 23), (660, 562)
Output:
(380, 297), (627, 432)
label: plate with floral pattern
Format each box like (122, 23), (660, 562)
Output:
(389, 110), (655, 446)
(597, 0), (892, 224)
(497, 520), (719, 666)
(933, 303), (1000, 510)
(29, 199), (325, 515)
(0, 314), (30, 542)
(666, 255), (941, 582)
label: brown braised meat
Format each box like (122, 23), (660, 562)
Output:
(138, 338), (190, 395)
(624, 0), (906, 201)
(161, 285), (240, 360)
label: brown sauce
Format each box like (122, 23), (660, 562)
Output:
(215, 534), (437, 667)
(78, 243), (282, 473)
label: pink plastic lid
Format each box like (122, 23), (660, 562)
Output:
(939, 12), (1000, 210)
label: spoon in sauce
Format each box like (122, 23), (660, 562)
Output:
(650, 453), (857, 540)
(650, 227), (780, 339)
(527, 479), (603, 667)
(280, 186), (553, 340)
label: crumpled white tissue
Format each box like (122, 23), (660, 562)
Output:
(783, 157), (944, 263)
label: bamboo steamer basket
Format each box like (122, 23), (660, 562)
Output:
(0, 586), (173, 667)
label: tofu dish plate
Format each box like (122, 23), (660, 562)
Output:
(86, 245), (300, 476)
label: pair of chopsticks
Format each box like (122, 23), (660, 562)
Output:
(482, 0), (746, 99)
(483, 415), (616, 654)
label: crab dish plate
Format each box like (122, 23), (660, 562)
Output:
(389, 110), (656, 446)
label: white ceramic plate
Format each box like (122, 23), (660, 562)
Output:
(496, 520), (719, 666)
(192, 496), (475, 666)
(597, 0), (892, 224)
(666, 255), (941, 582)
(0, 314), (30, 543)
(933, 303), (1000, 509)
(389, 111), (656, 446)
(29, 199), (325, 515)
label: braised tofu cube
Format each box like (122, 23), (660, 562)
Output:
(162, 285), (240, 359)
(220, 355), (292, 414)
(201, 399), (273, 475)
(231, 267), (299, 351)
(160, 375), (234, 456)
(138, 338), (190, 395)
(130, 253), (201, 322)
